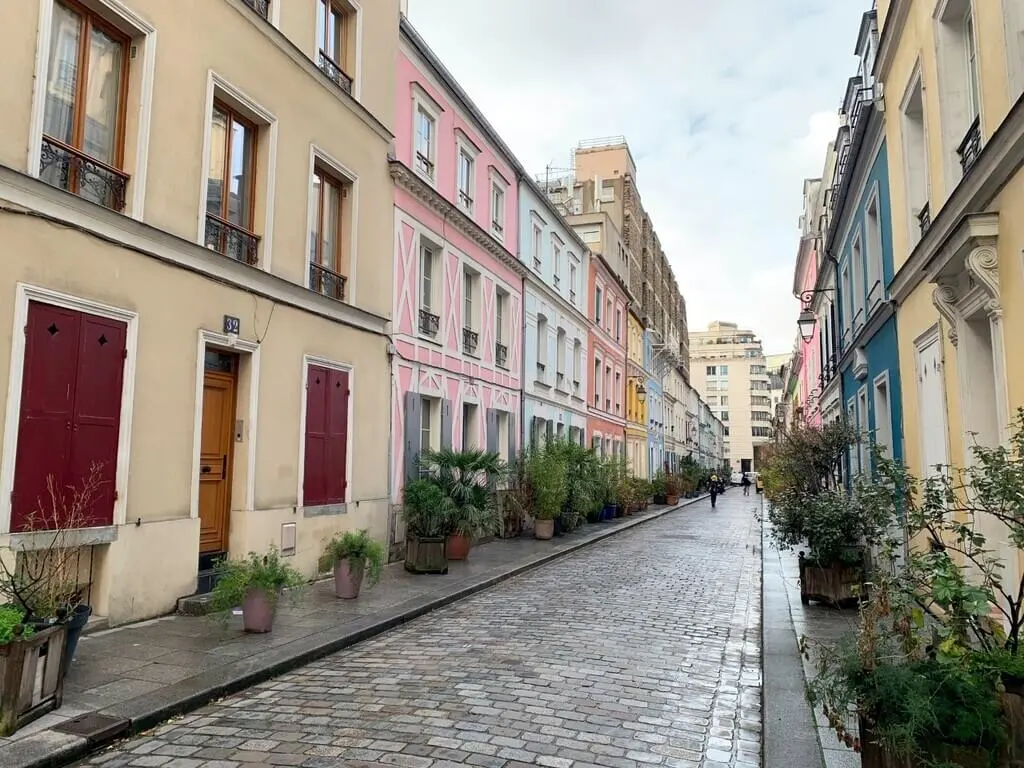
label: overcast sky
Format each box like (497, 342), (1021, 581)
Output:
(406, 0), (866, 354)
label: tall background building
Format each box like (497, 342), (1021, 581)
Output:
(689, 321), (771, 472)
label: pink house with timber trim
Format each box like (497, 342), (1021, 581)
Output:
(587, 251), (628, 456)
(794, 178), (823, 427)
(390, 18), (528, 505)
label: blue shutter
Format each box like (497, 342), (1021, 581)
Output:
(403, 391), (422, 484)
(441, 398), (453, 449)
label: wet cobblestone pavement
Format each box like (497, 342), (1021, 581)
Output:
(81, 491), (762, 768)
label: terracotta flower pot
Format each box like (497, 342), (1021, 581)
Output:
(242, 587), (277, 633)
(333, 558), (364, 599)
(535, 519), (555, 540)
(666, 494), (679, 505)
(446, 534), (471, 560)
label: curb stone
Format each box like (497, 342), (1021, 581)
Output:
(7, 495), (708, 768)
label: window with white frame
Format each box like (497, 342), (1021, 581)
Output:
(595, 285), (603, 324)
(851, 232), (865, 330)
(421, 395), (439, 453)
(858, 386), (870, 473)
(418, 239), (440, 337)
(594, 355), (602, 406)
(552, 236), (563, 288)
(841, 262), (853, 337)
(316, 0), (357, 93)
(873, 373), (892, 460)
(933, 3), (983, 184)
(615, 308), (622, 342)
(536, 315), (548, 376)
(614, 371), (621, 413)
(413, 101), (437, 182)
(456, 140), (476, 213)
(556, 328), (567, 384)
(569, 262), (578, 304)
(496, 411), (510, 461)
(901, 73), (929, 243)
(865, 192), (884, 310)
(573, 338), (582, 386)
(532, 222), (543, 271)
(463, 267), (480, 355)
(490, 172), (507, 239)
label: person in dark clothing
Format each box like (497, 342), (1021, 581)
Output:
(742, 473), (751, 496)
(709, 474), (719, 508)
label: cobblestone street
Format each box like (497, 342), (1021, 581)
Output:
(80, 492), (762, 768)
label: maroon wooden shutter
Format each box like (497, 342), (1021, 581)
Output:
(68, 313), (127, 527)
(12, 304), (81, 531)
(326, 369), (350, 504)
(303, 365), (329, 506)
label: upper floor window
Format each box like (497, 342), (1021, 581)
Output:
(418, 240), (440, 338)
(414, 106), (436, 182)
(40, 1), (130, 212)
(532, 223), (543, 271)
(595, 286), (603, 324)
(457, 145), (474, 213)
(615, 309), (622, 342)
(463, 268), (480, 355)
(706, 365), (716, 376)
(573, 339), (582, 386)
(569, 262), (578, 304)
(205, 102), (259, 264)
(316, 0), (354, 94)
(552, 238), (563, 288)
(495, 288), (509, 369)
(865, 192), (883, 310)
(490, 174), (507, 240)
(309, 165), (351, 301)
(556, 328), (567, 384)
(536, 315), (548, 376)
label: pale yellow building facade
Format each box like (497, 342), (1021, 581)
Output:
(0, 0), (399, 625)
(877, 0), (1024, 579)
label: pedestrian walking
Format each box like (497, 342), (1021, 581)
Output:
(742, 473), (751, 496)
(709, 473), (719, 508)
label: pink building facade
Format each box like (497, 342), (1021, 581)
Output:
(391, 20), (527, 501)
(587, 252), (628, 456)
(793, 224), (822, 427)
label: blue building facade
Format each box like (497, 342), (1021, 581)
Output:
(644, 330), (665, 474)
(828, 10), (903, 478)
(517, 179), (591, 448)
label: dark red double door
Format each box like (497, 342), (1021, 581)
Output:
(11, 301), (127, 532)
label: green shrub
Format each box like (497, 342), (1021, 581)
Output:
(322, 530), (385, 586)
(209, 547), (305, 616)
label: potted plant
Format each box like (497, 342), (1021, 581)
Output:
(0, 603), (68, 737)
(322, 529), (385, 599)
(527, 448), (567, 539)
(402, 479), (450, 573)
(664, 474), (680, 505)
(418, 448), (504, 560)
(209, 547), (304, 633)
(650, 471), (667, 505)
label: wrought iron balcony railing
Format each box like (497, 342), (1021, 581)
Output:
(39, 136), (129, 212)
(204, 213), (260, 265)
(318, 50), (352, 95)
(495, 342), (509, 369)
(917, 202), (931, 236)
(418, 308), (440, 337)
(463, 327), (478, 355)
(309, 262), (346, 301)
(957, 116), (981, 176)
(241, 0), (270, 19)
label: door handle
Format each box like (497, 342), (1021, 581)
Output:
(201, 465), (212, 474)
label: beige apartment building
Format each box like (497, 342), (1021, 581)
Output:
(689, 321), (771, 472)
(0, 0), (399, 626)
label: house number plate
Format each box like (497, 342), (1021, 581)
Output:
(223, 315), (241, 334)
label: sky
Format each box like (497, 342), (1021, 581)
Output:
(406, 0), (867, 355)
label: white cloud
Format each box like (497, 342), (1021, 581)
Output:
(407, 0), (866, 353)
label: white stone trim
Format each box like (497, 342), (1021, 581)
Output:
(0, 284), (140, 534)
(410, 83), (442, 187)
(198, 70), (279, 272)
(305, 144), (361, 307)
(189, 330), (260, 523)
(27, 0), (157, 221)
(296, 355), (355, 508)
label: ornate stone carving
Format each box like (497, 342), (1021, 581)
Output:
(964, 245), (1001, 318)
(931, 283), (960, 347)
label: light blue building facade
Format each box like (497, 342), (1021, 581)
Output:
(518, 179), (590, 448)
(644, 330), (665, 474)
(827, 10), (904, 478)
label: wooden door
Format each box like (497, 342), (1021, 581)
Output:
(198, 365), (236, 554)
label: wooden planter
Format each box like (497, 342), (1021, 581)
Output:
(798, 551), (865, 606)
(0, 623), (68, 737)
(404, 536), (448, 575)
(859, 716), (996, 768)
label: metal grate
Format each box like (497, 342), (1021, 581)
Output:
(54, 712), (129, 743)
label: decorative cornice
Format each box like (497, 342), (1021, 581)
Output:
(965, 245), (1001, 317)
(931, 283), (960, 347)
(874, 0), (910, 80)
(389, 160), (528, 280)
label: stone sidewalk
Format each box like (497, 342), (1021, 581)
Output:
(760, 500), (859, 768)
(2, 499), (705, 768)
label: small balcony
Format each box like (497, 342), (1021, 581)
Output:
(318, 50), (353, 95)
(309, 262), (346, 301)
(204, 213), (260, 265)
(917, 202), (931, 236)
(495, 342), (509, 369)
(458, 191), (473, 210)
(463, 327), (479, 355)
(957, 116), (981, 176)
(241, 0), (270, 19)
(39, 136), (129, 213)
(418, 308), (440, 338)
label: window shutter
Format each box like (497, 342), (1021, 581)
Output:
(441, 398), (453, 449)
(403, 391), (421, 484)
(485, 408), (498, 454)
(326, 369), (350, 504)
(508, 412), (516, 459)
(304, 365), (330, 506)
(545, 420), (554, 442)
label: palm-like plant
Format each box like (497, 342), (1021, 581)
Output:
(418, 448), (506, 538)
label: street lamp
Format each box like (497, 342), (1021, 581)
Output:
(636, 383), (647, 404)
(798, 309), (817, 344)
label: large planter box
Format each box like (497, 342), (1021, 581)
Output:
(0, 623), (68, 737)
(404, 536), (448, 575)
(798, 551), (865, 606)
(859, 716), (996, 768)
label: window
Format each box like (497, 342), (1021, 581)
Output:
(720, 411), (729, 422)
(414, 105), (436, 181)
(720, 396), (729, 407)
(707, 396), (718, 405)
(536, 315), (548, 376)
(595, 286), (603, 323)
(615, 372), (621, 413)
(569, 263), (578, 303)
(463, 268), (479, 355)
(594, 357), (602, 405)
(309, 166), (350, 301)
(851, 233), (865, 329)
(457, 146), (474, 212)
(615, 309), (622, 342)
(865, 193), (883, 309)
(752, 427), (772, 438)
(751, 411), (772, 423)
(873, 374), (892, 461)
(40, 1), (130, 212)
(606, 299), (612, 332)
(901, 74), (929, 242)
(462, 402), (478, 450)
(841, 262), (853, 334)
(858, 387), (870, 474)
(573, 339), (582, 385)
(303, 364), (350, 506)
(706, 366), (716, 376)
(532, 224), (543, 271)
(490, 176), (506, 239)
(965, 10), (980, 121)
(316, 0), (354, 93)
(556, 328), (567, 383)
(205, 102), (259, 264)
(418, 242), (439, 337)
(496, 411), (510, 462)
(420, 396), (434, 453)
(552, 238), (562, 287)
(719, 365), (728, 375)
